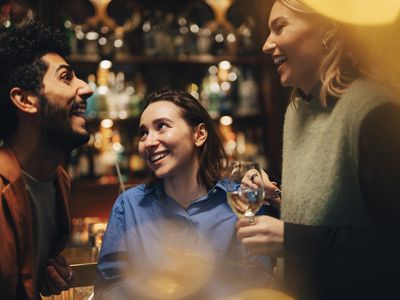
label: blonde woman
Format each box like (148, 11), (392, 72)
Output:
(236, 1), (400, 299)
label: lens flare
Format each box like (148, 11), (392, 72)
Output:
(124, 220), (215, 299)
(303, 0), (400, 25)
(345, 21), (400, 95)
(225, 288), (294, 300)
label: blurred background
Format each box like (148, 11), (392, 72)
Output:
(1, 1), (399, 299)
(1, 0), (289, 226)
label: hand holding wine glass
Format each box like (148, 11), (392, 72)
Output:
(228, 163), (284, 257)
(225, 161), (277, 282)
(242, 168), (282, 211)
(225, 161), (265, 224)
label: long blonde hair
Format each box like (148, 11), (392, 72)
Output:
(278, 0), (364, 106)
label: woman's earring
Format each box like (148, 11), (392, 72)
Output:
(322, 39), (329, 51)
(345, 51), (358, 67)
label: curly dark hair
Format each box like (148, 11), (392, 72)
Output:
(142, 89), (227, 190)
(0, 21), (70, 140)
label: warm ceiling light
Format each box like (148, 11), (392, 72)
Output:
(101, 119), (113, 128)
(99, 60), (112, 69)
(303, 0), (400, 25)
(220, 115), (233, 126)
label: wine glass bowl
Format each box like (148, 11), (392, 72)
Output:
(225, 161), (265, 223)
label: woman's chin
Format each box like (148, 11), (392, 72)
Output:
(154, 169), (167, 179)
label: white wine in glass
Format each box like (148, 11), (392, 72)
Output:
(225, 161), (265, 223)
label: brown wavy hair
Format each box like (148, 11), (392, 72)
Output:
(141, 89), (227, 190)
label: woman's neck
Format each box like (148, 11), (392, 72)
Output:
(163, 166), (207, 209)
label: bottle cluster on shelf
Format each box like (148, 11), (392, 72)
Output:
(198, 60), (260, 118)
(82, 59), (260, 121)
(85, 62), (147, 120)
(62, 0), (270, 183)
(137, 8), (257, 57)
(65, 2), (258, 59)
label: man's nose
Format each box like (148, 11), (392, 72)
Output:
(77, 79), (94, 100)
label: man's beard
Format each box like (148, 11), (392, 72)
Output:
(39, 94), (90, 152)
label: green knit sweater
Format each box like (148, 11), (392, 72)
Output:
(281, 78), (394, 226)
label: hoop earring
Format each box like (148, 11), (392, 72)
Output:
(345, 51), (358, 67)
(322, 39), (329, 51)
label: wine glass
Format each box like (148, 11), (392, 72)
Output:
(224, 161), (272, 288)
(225, 161), (265, 224)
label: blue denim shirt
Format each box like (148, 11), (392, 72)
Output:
(97, 180), (272, 298)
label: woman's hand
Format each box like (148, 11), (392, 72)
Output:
(236, 215), (284, 257)
(241, 169), (282, 210)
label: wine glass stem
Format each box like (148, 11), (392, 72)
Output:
(244, 210), (255, 225)
(248, 215), (255, 225)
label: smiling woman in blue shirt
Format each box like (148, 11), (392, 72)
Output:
(95, 89), (272, 300)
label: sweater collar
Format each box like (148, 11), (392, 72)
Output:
(296, 83), (338, 108)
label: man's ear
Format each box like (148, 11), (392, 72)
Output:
(9, 87), (39, 114)
(194, 123), (208, 147)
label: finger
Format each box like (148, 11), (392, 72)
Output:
(264, 186), (278, 194)
(40, 276), (51, 297)
(236, 216), (255, 229)
(240, 182), (250, 189)
(46, 265), (69, 290)
(242, 238), (283, 256)
(237, 224), (264, 240)
(263, 199), (271, 206)
(242, 181), (262, 192)
(243, 170), (262, 186)
(51, 259), (73, 283)
(237, 227), (259, 240)
(44, 267), (63, 295)
(250, 172), (259, 183)
(53, 255), (68, 267)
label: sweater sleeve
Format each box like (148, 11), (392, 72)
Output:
(358, 103), (400, 226)
(284, 103), (400, 261)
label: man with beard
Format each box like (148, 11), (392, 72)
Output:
(0, 21), (93, 299)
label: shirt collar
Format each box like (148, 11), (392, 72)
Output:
(139, 179), (227, 204)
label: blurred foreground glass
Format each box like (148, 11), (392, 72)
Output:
(223, 287), (294, 300)
(125, 222), (215, 299)
(41, 286), (93, 300)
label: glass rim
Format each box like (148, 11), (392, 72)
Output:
(227, 160), (261, 167)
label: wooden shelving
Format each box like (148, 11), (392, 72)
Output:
(68, 54), (269, 65)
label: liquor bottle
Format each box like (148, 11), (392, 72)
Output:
(142, 9), (156, 56)
(96, 67), (110, 118)
(85, 74), (98, 119)
(237, 68), (259, 116)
